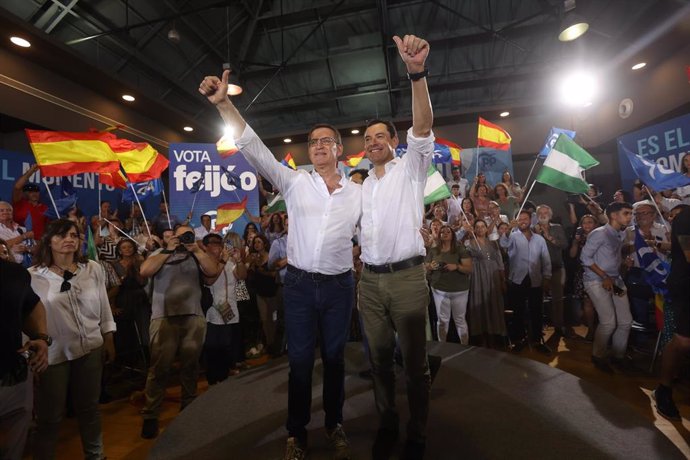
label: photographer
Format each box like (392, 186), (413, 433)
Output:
(138, 225), (220, 439)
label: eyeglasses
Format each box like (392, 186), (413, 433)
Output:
(307, 137), (337, 147)
(60, 270), (74, 292)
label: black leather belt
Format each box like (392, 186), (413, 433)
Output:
(286, 265), (351, 281)
(364, 255), (425, 274)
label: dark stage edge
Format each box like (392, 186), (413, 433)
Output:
(150, 342), (683, 459)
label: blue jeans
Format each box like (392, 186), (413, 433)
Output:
(283, 266), (354, 444)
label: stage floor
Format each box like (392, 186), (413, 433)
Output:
(150, 342), (684, 459)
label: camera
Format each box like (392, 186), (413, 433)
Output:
(225, 240), (234, 250)
(179, 231), (195, 245)
(575, 227), (584, 239)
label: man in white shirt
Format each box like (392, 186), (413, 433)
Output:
(445, 184), (463, 225)
(200, 73), (361, 460)
(358, 34), (434, 459)
(194, 214), (213, 241)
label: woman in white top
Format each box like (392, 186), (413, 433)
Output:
(28, 218), (116, 460)
(202, 233), (247, 384)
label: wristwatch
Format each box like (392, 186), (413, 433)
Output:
(407, 68), (429, 81)
(33, 333), (53, 346)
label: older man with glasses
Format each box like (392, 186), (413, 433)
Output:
(0, 202), (34, 264)
(200, 73), (361, 460)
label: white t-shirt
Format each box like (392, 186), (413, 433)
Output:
(206, 261), (239, 325)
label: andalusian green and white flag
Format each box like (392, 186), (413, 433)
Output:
(535, 134), (599, 193)
(424, 165), (451, 205)
(265, 193), (286, 214)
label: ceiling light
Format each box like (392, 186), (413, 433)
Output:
(631, 62), (646, 70)
(559, 71), (598, 107)
(558, 14), (589, 42)
(10, 36), (31, 48)
(351, 129), (360, 134)
(499, 111), (510, 118)
(283, 138), (292, 143)
(183, 126), (193, 132)
(122, 94), (135, 102)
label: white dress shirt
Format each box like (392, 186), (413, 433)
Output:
(194, 225), (212, 241)
(235, 125), (361, 275)
(0, 221), (26, 263)
(29, 260), (116, 365)
(446, 195), (463, 224)
(206, 261), (239, 325)
(360, 128), (435, 265)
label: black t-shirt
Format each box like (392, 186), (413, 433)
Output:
(669, 207), (690, 290)
(0, 259), (40, 376)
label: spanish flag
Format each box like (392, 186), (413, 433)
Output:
(217, 134), (239, 157)
(99, 171), (128, 189)
(106, 137), (169, 182)
(215, 196), (248, 231)
(436, 138), (462, 166)
(281, 153), (297, 170)
(343, 150), (365, 167)
(26, 130), (121, 177)
(477, 117), (511, 150)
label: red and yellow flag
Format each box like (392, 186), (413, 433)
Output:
(99, 171), (128, 189)
(217, 135), (239, 158)
(26, 130), (121, 177)
(281, 153), (297, 170)
(215, 196), (248, 230)
(105, 137), (169, 182)
(477, 117), (511, 150)
(436, 138), (462, 166)
(343, 151), (365, 167)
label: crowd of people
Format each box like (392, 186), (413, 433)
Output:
(1, 31), (690, 460)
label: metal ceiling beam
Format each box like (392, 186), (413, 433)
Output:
(375, 0), (395, 118)
(45, 0), (80, 33)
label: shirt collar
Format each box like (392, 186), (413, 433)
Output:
(310, 169), (347, 191)
(368, 158), (400, 180)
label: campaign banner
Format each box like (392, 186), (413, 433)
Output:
(460, 147), (514, 188)
(617, 113), (690, 192)
(0, 149), (160, 221)
(168, 143), (260, 235)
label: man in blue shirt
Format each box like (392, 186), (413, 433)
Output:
(580, 202), (634, 372)
(501, 210), (551, 353)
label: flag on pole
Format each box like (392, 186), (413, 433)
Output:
(86, 226), (99, 261)
(535, 135), (599, 193)
(26, 130), (121, 177)
(265, 193), (287, 214)
(343, 151), (366, 168)
(107, 138), (169, 182)
(477, 118), (511, 150)
(424, 165), (451, 205)
(436, 138), (462, 166)
(619, 141), (690, 190)
(44, 179), (78, 219)
(122, 179), (163, 202)
(281, 153), (297, 170)
(538, 127), (576, 158)
(99, 170), (128, 189)
(215, 197), (249, 231)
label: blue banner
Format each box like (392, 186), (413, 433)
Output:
(0, 149), (159, 221)
(539, 127), (576, 158)
(617, 113), (690, 193)
(168, 144), (260, 235)
(619, 141), (690, 191)
(460, 148), (514, 187)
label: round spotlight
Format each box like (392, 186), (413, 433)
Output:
(351, 129), (360, 134)
(283, 138), (292, 143)
(559, 71), (598, 107)
(122, 94), (135, 102)
(558, 15), (589, 42)
(499, 111), (510, 118)
(183, 126), (194, 132)
(631, 62), (646, 70)
(10, 36), (31, 48)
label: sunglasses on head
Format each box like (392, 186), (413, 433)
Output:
(60, 270), (74, 292)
